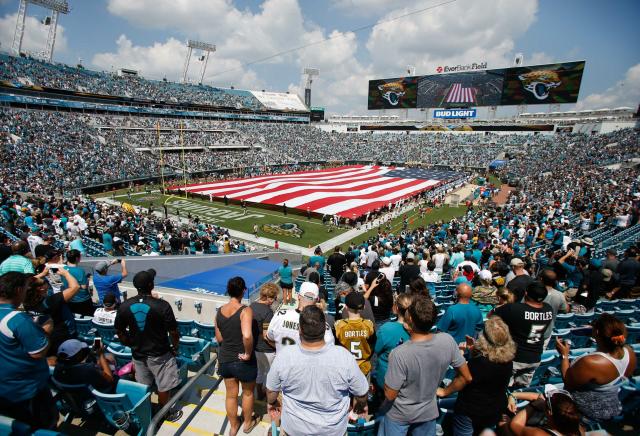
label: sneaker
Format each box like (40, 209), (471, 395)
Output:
(164, 409), (183, 422)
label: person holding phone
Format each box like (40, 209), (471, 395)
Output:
(93, 258), (127, 305)
(23, 270), (80, 360)
(53, 338), (116, 393)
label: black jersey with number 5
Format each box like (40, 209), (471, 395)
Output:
(494, 302), (553, 364)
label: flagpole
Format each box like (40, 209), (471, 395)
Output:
(180, 121), (188, 198)
(157, 121), (166, 195)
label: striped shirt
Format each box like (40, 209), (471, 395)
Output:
(0, 255), (35, 275)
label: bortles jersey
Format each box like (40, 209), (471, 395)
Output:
(335, 318), (375, 375)
(266, 308), (335, 353)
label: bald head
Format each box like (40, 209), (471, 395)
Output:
(456, 283), (472, 300)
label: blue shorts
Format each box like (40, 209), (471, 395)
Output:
(218, 360), (257, 383)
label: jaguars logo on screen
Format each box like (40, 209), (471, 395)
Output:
(378, 81), (406, 106)
(262, 223), (304, 238)
(518, 70), (562, 100)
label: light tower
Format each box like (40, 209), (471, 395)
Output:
(12, 0), (70, 62)
(182, 40), (216, 84)
(302, 67), (319, 107)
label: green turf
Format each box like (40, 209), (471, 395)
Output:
(487, 174), (502, 186)
(345, 205), (467, 246)
(118, 192), (348, 247)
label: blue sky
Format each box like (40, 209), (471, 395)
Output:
(0, 0), (638, 115)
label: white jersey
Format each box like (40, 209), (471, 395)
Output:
(266, 308), (334, 354)
(92, 308), (116, 326)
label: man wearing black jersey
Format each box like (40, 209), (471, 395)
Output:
(493, 281), (553, 388)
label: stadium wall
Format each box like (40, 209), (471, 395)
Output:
(572, 120), (637, 134)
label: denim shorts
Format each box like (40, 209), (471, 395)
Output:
(218, 360), (258, 383)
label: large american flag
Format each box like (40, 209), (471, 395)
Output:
(445, 83), (477, 104)
(173, 165), (462, 218)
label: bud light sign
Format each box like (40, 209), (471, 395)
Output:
(433, 109), (477, 118)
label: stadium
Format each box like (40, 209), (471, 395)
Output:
(0, 1), (639, 436)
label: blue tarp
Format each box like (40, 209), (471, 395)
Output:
(160, 258), (281, 297)
(489, 160), (507, 170)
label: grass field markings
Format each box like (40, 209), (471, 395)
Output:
(129, 193), (343, 229)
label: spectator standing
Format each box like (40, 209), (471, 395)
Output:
(614, 247), (640, 298)
(267, 282), (334, 352)
(277, 259), (294, 305)
(93, 258), (127, 304)
(380, 294), (471, 435)
(506, 257), (533, 301)
(115, 269), (183, 422)
(379, 257), (396, 282)
(398, 252), (420, 292)
(472, 269), (499, 307)
(0, 241), (35, 274)
(374, 293), (411, 391)
(493, 281), (553, 387)
(309, 247), (325, 275)
(364, 275), (394, 329)
(23, 271), (80, 359)
(215, 276), (259, 435)
(327, 246), (347, 284)
(437, 283), (484, 345)
(539, 269), (569, 347)
(0, 272), (57, 431)
(437, 316), (516, 435)
(250, 283), (278, 401)
(266, 306), (369, 436)
(63, 249), (94, 316)
(335, 292), (376, 377)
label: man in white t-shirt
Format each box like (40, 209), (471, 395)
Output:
(379, 257), (396, 281)
(266, 282), (334, 353)
(92, 293), (117, 326)
(390, 248), (402, 272)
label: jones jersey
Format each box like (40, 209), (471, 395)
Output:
(335, 318), (375, 375)
(266, 308), (335, 353)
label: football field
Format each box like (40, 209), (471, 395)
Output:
(112, 191), (467, 249)
(118, 192), (348, 247)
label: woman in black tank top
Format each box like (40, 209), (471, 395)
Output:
(215, 277), (259, 435)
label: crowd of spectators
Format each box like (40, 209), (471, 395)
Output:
(0, 53), (265, 110)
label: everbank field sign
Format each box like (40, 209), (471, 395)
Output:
(436, 62), (488, 73)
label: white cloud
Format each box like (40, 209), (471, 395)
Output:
(366, 0), (538, 75)
(0, 12), (68, 57)
(576, 63), (640, 110)
(330, 0), (416, 16)
(91, 35), (265, 90)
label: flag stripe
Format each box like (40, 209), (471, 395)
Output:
(174, 166), (458, 217)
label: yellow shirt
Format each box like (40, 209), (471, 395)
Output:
(335, 317), (375, 375)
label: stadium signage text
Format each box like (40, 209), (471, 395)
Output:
(433, 109), (477, 119)
(170, 200), (265, 224)
(436, 62), (487, 73)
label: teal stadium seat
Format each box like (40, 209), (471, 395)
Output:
(194, 321), (217, 344)
(177, 319), (197, 337)
(91, 380), (152, 436)
(178, 337), (211, 371)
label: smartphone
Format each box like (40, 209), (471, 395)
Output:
(377, 273), (385, 282)
(116, 259), (123, 263)
(93, 337), (102, 351)
(405, 284), (410, 293)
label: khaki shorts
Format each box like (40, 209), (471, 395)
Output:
(133, 352), (181, 393)
(256, 351), (275, 384)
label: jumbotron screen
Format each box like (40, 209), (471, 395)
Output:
(367, 61), (585, 109)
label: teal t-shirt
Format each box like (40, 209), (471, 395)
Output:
(278, 265), (293, 285)
(374, 321), (410, 388)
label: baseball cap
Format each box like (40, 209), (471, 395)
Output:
(406, 252), (415, 260)
(525, 281), (548, 303)
(345, 291), (365, 310)
(103, 293), (117, 308)
(57, 339), (88, 359)
(601, 268), (613, 282)
(94, 260), (110, 273)
(510, 258), (525, 267)
(299, 282), (319, 301)
(382, 257), (392, 266)
(133, 269), (157, 292)
(478, 270), (493, 281)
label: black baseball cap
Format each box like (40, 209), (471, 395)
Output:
(525, 281), (548, 303)
(133, 269), (157, 292)
(103, 293), (117, 308)
(345, 291), (365, 310)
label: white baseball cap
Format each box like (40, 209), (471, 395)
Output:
(299, 282), (319, 301)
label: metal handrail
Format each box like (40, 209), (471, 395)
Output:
(146, 355), (220, 436)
